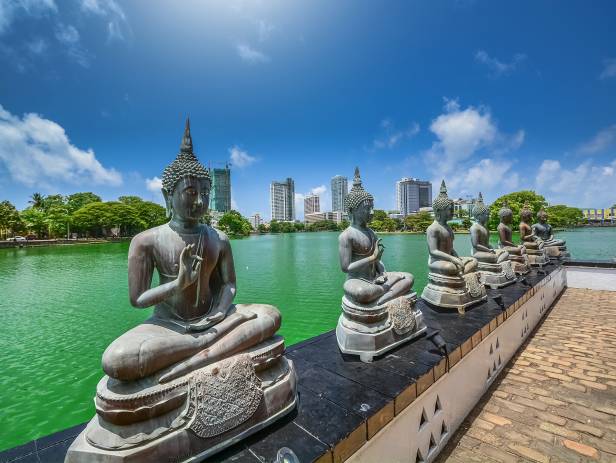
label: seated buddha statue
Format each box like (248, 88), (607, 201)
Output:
(497, 201), (530, 274)
(519, 201), (548, 266)
(421, 181), (486, 313)
(66, 119), (297, 463)
(469, 193), (515, 288)
(532, 208), (569, 258)
(336, 168), (425, 362)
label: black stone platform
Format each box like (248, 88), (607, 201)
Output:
(0, 262), (562, 463)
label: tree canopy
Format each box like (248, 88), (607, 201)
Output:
(217, 210), (252, 237)
(488, 191), (548, 230)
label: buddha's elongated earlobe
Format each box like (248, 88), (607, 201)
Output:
(162, 189), (172, 219)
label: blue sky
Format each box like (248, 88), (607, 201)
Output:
(1, 1), (615, 219)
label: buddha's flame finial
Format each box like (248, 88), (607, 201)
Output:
(353, 166), (361, 186)
(478, 192), (483, 202)
(440, 179), (447, 195)
(180, 117), (193, 153)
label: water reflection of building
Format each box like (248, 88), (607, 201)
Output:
(270, 178), (295, 221)
(331, 175), (348, 212)
(582, 208), (616, 224)
(249, 213), (263, 230)
(304, 194), (320, 215)
(209, 164), (231, 213)
(396, 178), (432, 216)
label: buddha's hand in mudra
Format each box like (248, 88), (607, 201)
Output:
(372, 239), (385, 261)
(452, 256), (464, 274)
(177, 244), (203, 290)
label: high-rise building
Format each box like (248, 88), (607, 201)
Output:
(396, 178), (433, 216)
(270, 178), (295, 221)
(331, 175), (348, 212)
(249, 213), (263, 229)
(209, 164), (231, 213)
(304, 193), (320, 215)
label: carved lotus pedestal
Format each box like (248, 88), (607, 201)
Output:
(336, 292), (427, 363)
(476, 260), (516, 289)
(421, 271), (487, 314)
(523, 246), (548, 267)
(65, 336), (297, 463)
(545, 245), (570, 259)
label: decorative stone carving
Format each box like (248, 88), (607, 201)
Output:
(421, 181), (487, 314)
(336, 168), (426, 363)
(469, 193), (516, 288)
(66, 119), (297, 463)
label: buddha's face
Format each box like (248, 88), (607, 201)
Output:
(476, 210), (489, 224)
(538, 212), (547, 224)
(352, 200), (373, 225)
(436, 204), (453, 223)
(164, 176), (210, 221)
(500, 212), (512, 225)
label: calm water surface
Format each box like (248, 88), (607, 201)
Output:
(0, 227), (612, 450)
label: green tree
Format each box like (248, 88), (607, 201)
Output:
(488, 191), (547, 230)
(269, 220), (281, 233)
(404, 212), (433, 233)
(20, 207), (47, 237)
(257, 223), (268, 234)
(28, 192), (44, 209)
(45, 205), (71, 238)
(118, 196), (166, 229)
(306, 220), (338, 232)
(545, 205), (583, 228)
(40, 194), (66, 212)
(67, 192), (102, 213)
(217, 210), (252, 237)
(0, 201), (23, 239)
(338, 219), (350, 231)
(462, 217), (472, 229)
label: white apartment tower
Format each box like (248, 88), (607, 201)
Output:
(270, 178), (295, 221)
(396, 178), (433, 216)
(331, 175), (348, 212)
(304, 193), (320, 215)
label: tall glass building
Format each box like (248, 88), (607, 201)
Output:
(270, 177), (295, 221)
(331, 175), (348, 212)
(209, 164), (231, 212)
(396, 177), (432, 216)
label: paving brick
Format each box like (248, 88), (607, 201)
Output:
(539, 422), (580, 439)
(482, 412), (512, 427)
(562, 439), (599, 459)
(569, 422), (605, 438)
(507, 444), (550, 463)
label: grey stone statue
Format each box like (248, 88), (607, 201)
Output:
(519, 202), (548, 266)
(66, 119), (297, 463)
(497, 201), (530, 274)
(421, 180), (486, 314)
(532, 208), (570, 258)
(336, 168), (426, 362)
(469, 193), (515, 288)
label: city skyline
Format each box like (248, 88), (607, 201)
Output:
(1, 2), (615, 214)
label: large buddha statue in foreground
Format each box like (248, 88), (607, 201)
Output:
(532, 208), (570, 258)
(421, 181), (486, 313)
(470, 193), (515, 288)
(336, 168), (426, 362)
(66, 120), (297, 463)
(497, 202), (530, 274)
(519, 202), (548, 266)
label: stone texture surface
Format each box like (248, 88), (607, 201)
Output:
(436, 288), (616, 463)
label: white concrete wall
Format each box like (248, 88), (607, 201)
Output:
(565, 267), (616, 291)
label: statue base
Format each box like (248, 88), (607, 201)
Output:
(336, 293), (427, 363)
(421, 272), (487, 314)
(477, 260), (516, 289)
(65, 341), (297, 463)
(526, 251), (548, 266)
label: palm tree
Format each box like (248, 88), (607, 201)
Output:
(29, 192), (44, 209)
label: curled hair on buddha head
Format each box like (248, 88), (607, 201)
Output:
(520, 201), (533, 222)
(498, 201), (513, 221)
(473, 192), (490, 220)
(344, 167), (374, 213)
(432, 180), (453, 212)
(538, 207), (548, 221)
(161, 117), (211, 195)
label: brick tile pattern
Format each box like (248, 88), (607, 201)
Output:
(436, 288), (616, 463)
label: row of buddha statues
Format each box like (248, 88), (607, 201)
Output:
(66, 121), (568, 462)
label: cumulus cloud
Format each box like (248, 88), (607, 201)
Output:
(80, 0), (129, 42)
(535, 159), (616, 206)
(310, 185), (327, 196)
(372, 119), (420, 150)
(578, 124), (616, 155)
(474, 50), (527, 76)
(236, 43), (269, 64)
(145, 176), (162, 193)
(454, 158), (519, 196)
(0, 0), (57, 35)
(0, 104), (122, 188)
(229, 145), (257, 168)
(599, 58), (616, 80)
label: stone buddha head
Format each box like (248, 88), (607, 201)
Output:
(499, 201), (513, 225)
(520, 202), (534, 224)
(537, 208), (548, 224)
(433, 180), (454, 223)
(344, 167), (374, 226)
(473, 192), (490, 225)
(161, 118), (211, 221)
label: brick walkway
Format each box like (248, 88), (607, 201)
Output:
(436, 288), (616, 463)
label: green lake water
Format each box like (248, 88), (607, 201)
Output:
(0, 227), (613, 451)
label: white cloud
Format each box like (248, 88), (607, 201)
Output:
(145, 176), (162, 193)
(55, 23), (91, 67)
(27, 38), (48, 55)
(535, 159), (616, 206)
(310, 185), (327, 196)
(55, 23), (79, 44)
(372, 120), (420, 150)
(449, 158), (519, 197)
(237, 43), (270, 64)
(257, 19), (274, 42)
(599, 58), (616, 80)
(578, 124), (616, 155)
(474, 50), (527, 76)
(80, 0), (128, 42)
(0, 0), (57, 35)
(0, 104), (122, 188)
(229, 145), (257, 168)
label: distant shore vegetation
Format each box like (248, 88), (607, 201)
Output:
(0, 190), (586, 241)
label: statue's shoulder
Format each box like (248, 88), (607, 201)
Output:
(211, 226), (231, 247)
(130, 223), (168, 246)
(338, 226), (353, 242)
